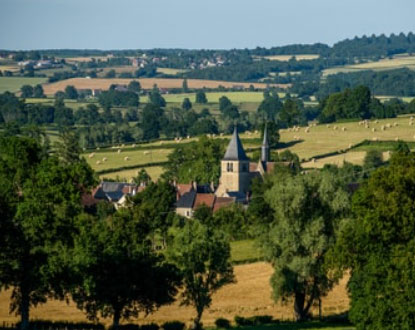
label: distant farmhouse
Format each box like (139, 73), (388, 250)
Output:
(175, 126), (277, 218)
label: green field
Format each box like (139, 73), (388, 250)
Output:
(231, 239), (263, 263)
(0, 77), (48, 93)
(100, 165), (164, 182)
(156, 67), (188, 75)
(141, 91), (285, 104)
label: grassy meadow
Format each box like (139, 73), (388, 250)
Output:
(99, 166), (164, 182)
(0, 77), (48, 93)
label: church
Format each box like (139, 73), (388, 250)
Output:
(175, 126), (276, 217)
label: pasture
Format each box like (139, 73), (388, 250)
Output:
(279, 115), (415, 160)
(0, 64), (19, 72)
(83, 147), (171, 172)
(99, 166), (164, 182)
(0, 262), (350, 326)
(0, 77), (48, 93)
(322, 54), (415, 76)
(41, 78), (288, 95)
(156, 67), (188, 75)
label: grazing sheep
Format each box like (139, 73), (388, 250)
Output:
(386, 123), (391, 128)
(117, 149), (121, 154)
(220, 133), (224, 137)
(411, 116), (414, 120)
(342, 127), (346, 131)
(88, 153), (95, 158)
(124, 156), (130, 161)
(381, 125), (385, 131)
(372, 128), (376, 132)
(394, 122), (398, 127)
(333, 126), (338, 130)
(102, 157), (107, 162)
(372, 137), (378, 141)
(187, 135), (190, 139)
(410, 122), (413, 126)
(121, 144), (125, 147)
(348, 144), (352, 149)
(132, 144), (136, 148)
(395, 137), (399, 141)
(305, 127), (310, 133)
(143, 151), (149, 155)
(365, 125), (369, 129)
(374, 120), (379, 124)
(96, 160), (101, 165)
(326, 124), (330, 128)
(96, 147), (100, 150)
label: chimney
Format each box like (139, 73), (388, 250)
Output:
(193, 181), (197, 191)
(210, 181), (215, 192)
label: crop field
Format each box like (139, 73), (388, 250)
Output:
(254, 54), (320, 61)
(279, 115), (415, 160)
(322, 54), (415, 77)
(156, 67), (188, 75)
(0, 64), (19, 72)
(42, 78), (288, 95)
(97, 66), (138, 77)
(141, 91), (285, 104)
(63, 56), (112, 63)
(0, 262), (350, 326)
(0, 77), (48, 93)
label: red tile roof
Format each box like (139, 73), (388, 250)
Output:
(194, 193), (215, 209)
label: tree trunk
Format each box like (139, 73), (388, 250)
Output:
(194, 307), (204, 330)
(294, 292), (306, 322)
(112, 309), (121, 330)
(20, 289), (30, 330)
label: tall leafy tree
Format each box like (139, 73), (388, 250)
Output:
(149, 84), (166, 107)
(182, 97), (192, 111)
(331, 152), (415, 329)
(195, 91), (207, 104)
(167, 209), (235, 329)
(259, 170), (350, 321)
(71, 210), (181, 329)
(0, 136), (96, 330)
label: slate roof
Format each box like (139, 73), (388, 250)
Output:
(223, 126), (249, 161)
(93, 182), (137, 202)
(176, 190), (197, 208)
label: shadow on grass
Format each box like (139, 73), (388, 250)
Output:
(277, 140), (304, 149)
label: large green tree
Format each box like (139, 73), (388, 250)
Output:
(331, 152), (415, 329)
(0, 136), (96, 330)
(167, 209), (235, 329)
(259, 170), (350, 321)
(70, 210), (181, 329)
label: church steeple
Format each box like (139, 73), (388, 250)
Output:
(223, 126), (248, 161)
(261, 124), (269, 162)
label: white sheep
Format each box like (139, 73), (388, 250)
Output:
(333, 126), (338, 130)
(372, 128), (376, 132)
(386, 123), (391, 128)
(394, 122), (398, 127)
(342, 127), (347, 132)
(143, 151), (150, 155)
(326, 124), (330, 128)
(132, 144), (136, 148)
(395, 137), (399, 141)
(305, 127), (310, 133)
(117, 149), (121, 154)
(96, 160), (101, 165)
(102, 157), (107, 162)
(124, 156), (130, 161)
(88, 153), (95, 158)
(381, 125), (385, 131)
(372, 137), (378, 141)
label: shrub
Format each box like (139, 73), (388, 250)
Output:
(234, 316), (253, 326)
(215, 318), (231, 329)
(251, 315), (273, 325)
(162, 321), (185, 330)
(141, 324), (159, 330)
(111, 325), (140, 330)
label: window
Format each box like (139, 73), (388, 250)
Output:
(227, 162), (233, 172)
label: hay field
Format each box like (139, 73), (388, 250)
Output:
(64, 56), (112, 63)
(0, 262), (349, 326)
(100, 166), (164, 182)
(42, 78), (288, 95)
(84, 148), (171, 172)
(302, 151), (391, 169)
(0, 77), (48, 93)
(255, 54), (320, 61)
(156, 67), (188, 75)
(279, 116), (415, 160)
(323, 55), (415, 77)
(141, 92), (285, 104)
(0, 64), (19, 72)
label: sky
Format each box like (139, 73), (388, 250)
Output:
(0, 0), (414, 50)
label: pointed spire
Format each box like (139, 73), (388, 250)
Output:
(261, 124), (269, 162)
(223, 126), (248, 161)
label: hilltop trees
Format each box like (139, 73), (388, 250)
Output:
(195, 90), (207, 104)
(331, 152), (415, 329)
(258, 170), (350, 321)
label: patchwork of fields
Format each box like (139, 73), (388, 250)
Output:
(0, 77), (48, 93)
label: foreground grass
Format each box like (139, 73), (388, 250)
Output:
(231, 239), (263, 263)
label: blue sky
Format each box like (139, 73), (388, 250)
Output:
(0, 0), (414, 50)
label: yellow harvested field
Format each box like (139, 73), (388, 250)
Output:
(261, 54), (320, 61)
(0, 65), (20, 72)
(0, 262), (349, 326)
(302, 151), (391, 168)
(323, 55), (415, 76)
(42, 78), (289, 95)
(279, 116), (415, 160)
(64, 56), (112, 63)
(100, 166), (164, 182)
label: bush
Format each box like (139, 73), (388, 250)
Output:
(162, 321), (185, 330)
(215, 318), (231, 329)
(251, 315), (273, 325)
(234, 316), (253, 326)
(110, 325), (139, 330)
(141, 324), (159, 330)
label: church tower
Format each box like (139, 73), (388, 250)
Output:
(215, 126), (251, 197)
(261, 124), (269, 163)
